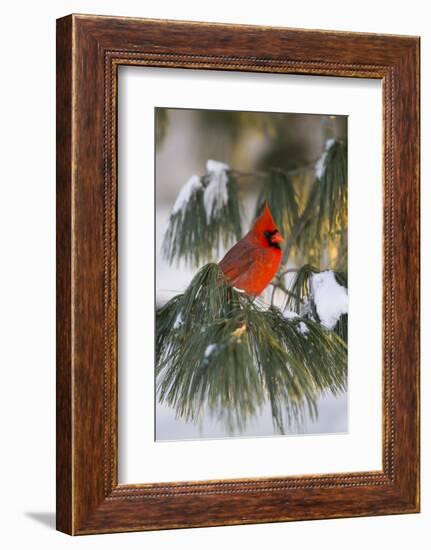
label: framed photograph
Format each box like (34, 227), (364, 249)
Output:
(56, 14), (420, 534)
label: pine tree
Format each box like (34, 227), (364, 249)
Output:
(157, 136), (348, 434)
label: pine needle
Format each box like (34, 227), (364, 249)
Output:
(156, 263), (347, 434)
(255, 169), (299, 238)
(162, 173), (242, 267)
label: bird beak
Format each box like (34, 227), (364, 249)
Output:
(271, 233), (285, 244)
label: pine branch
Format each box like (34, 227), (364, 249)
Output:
(162, 168), (242, 267)
(229, 156), (322, 180)
(157, 137), (349, 434)
(283, 265), (348, 345)
(255, 169), (299, 239)
(156, 263), (347, 434)
(287, 140), (348, 267)
(162, 140), (347, 270)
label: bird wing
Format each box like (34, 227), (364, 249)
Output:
(218, 239), (263, 288)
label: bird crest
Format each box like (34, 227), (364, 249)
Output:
(253, 202), (278, 235)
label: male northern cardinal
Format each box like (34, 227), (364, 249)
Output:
(219, 203), (284, 296)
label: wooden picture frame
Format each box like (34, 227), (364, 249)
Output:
(56, 14), (420, 535)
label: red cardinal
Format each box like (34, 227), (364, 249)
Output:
(219, 203), (284, 296)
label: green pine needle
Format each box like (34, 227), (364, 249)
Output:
(162, 173), (242, 267)
(156, 263), (347, 434)
(255, 169), (299, 238)
(157, 139), (349, 433)
(284, 265), (348, 345)
(281, 140), (347, 268)
(294, 140), (347, 259)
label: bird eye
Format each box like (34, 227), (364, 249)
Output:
(264, 231), (271, 238)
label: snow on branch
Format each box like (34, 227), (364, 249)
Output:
(171, 175), (202, 216)
(203, 160), (230, 223)
(285, 139), (347, 267)
(311, 271), (348, 330)
(156, 263), (347, 434)
(162, 160), (242, 267)
(284, 265), (348, 340)
(314, 138), (336, 180)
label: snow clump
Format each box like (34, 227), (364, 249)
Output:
(314, 138), (336, 180)
(203, 160), (230, 223)
(310, 270), (348, 330)
(171, 175), (202, 216)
